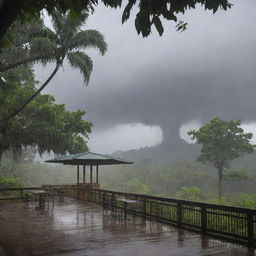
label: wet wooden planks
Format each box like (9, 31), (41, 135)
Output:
(0, 198), (255, 256)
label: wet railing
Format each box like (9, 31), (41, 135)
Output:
(42, 184), (100, 200)
(0, 184), (99, 200)
(0, 187), (41, 200)
(1, 186), (256, 246)
(89, 189), (256, 246)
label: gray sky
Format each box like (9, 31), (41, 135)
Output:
(35, 0), (256, 154)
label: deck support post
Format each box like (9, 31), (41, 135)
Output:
(83, 165), (86, 184)
(143, 200), (146, 216)
(90, 165), (93, 187)
(77, 165), (80, 199)
(77, 165), (80, 185)
(96, 165), (99, 184)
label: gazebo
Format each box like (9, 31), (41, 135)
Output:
(45, 152), (133, 187)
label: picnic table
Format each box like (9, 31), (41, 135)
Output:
(116, 198), (140, 220)
(29, 190), (53, 209)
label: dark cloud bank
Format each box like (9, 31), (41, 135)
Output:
(36, 0), (256, 162)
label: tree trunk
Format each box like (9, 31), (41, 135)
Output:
(0, 55), (50, 72)
(1, 62), (60, 128)
(0, 62), (60, 160)
(217, 166), (223, 201)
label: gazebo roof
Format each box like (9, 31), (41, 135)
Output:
(45, 152), (134, 166)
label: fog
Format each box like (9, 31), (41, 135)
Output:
(88, 123), (163, 153)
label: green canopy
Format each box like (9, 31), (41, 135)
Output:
(45, 152), (133, 166)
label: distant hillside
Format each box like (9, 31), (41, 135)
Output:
(113, 140), (201, 165)
(113, 139), (256, 168)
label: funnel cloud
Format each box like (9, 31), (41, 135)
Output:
(35, 0), (256, 153)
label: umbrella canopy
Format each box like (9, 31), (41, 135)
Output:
(45, 152), (134, 166)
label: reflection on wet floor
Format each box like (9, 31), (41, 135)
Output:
(0, 198), (255, 256)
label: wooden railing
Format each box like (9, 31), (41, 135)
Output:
(1, 186), (256, 246)
(89, 189), (256, 246)
(42, 184), (100, 200)
(0, 187), (41, 200)
(0, 184), (99, 200)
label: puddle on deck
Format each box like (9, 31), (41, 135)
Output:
(0, 198), (255, 256)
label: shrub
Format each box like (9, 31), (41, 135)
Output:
(0, 175), (24, 188)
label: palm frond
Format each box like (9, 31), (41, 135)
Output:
(61, 11), (90, 50)
(68, 30), (107, 55)
(50, 8), (65, 39)
(30, 37), (57, 55)
(67, 52), (93, 85)
(67, 10), (89, 30)
(29, 37), (57, 66)
(0, 46), (29, 66)
(28, 26), (59, 45)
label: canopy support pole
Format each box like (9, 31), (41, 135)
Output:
(96, 165), (99, 184)
(83, 165), (86, 184)
(77, 165), (80, 185)
(90, 165), (93, 187)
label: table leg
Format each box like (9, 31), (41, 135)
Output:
(124, 202), (127, 220)
(39, 195), (45, 209)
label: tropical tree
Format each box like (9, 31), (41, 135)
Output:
(188, 117), (255, 200)
(0, 65), (92, 159)
(0, 19), (49, 73)
(0, 8), (107, 127)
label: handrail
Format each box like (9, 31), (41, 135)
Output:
(0, 187), (42, 200)
(1, 186), (256, 246)
(0, 187), (41, 191)
(91, 188), (256, 213)
(89, 188), (256, 246)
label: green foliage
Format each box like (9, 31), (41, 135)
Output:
(0, 8), (107, 128)
(0, 19), (46, 71)
(188, 117), (255, 169)
(188, 117), (255, 199)
(34, 8), (107, 84)
(220, 193), (256, 209)
(0, 12), (102, 157)
(98, 159), (256, 207)
(0, 0), (232, 45)
(123, 178), (150, 195)
(0, 65), (92, 157)
(225, 169), (250, 181)
(2, 151), (256, 209)
(100, 162), (215, 196)
(0, 151), (76, 186)
(0, 175), (24, 188)
(1, 9), (107, 84)
(176, 186), (205, 201)
(235, 194), (256, 209)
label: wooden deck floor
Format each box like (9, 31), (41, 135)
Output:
(0, 198), (255, 256)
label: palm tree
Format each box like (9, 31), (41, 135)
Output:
(2, 8), (107, 124)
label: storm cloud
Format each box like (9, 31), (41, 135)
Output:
(35, 0), (256, 152)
